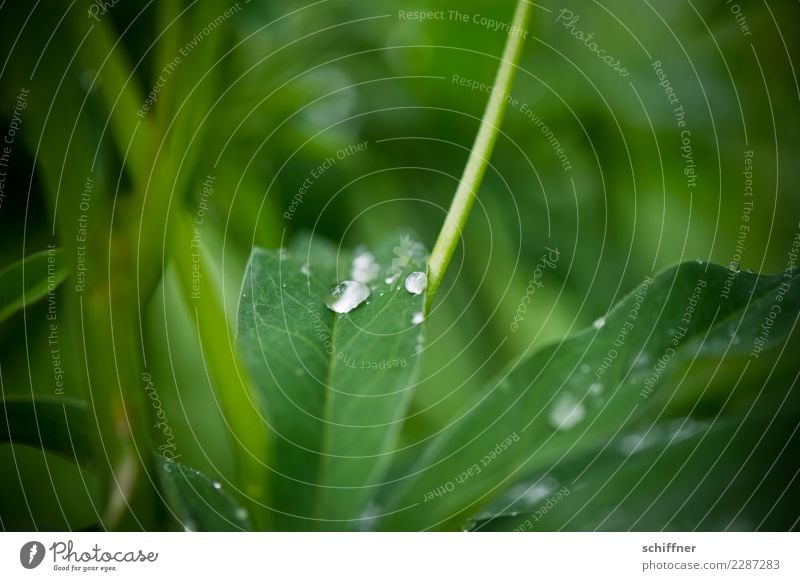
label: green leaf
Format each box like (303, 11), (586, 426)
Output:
(0, 396), (93, 466)
(237, 234), (426, 530)
(0, 248), (67, 323)
(466, 394), (800, 531)
(156, 456), (251, 531)
(379, 262), (800, 530)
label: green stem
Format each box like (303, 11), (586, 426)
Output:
(426, 0), (531, 310)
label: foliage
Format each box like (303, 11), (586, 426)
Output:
(1, 0), (798, 531)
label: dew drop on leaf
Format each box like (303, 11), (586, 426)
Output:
(411, 311), (424, 325)
(548, 392), (586, 431)
(324, 280), (370, 314)
(404, 271), (427, 295)
(592, 317), (605, 330)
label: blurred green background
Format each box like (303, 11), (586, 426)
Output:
(1, 0), (798, 530)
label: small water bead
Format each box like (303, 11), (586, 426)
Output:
(548, 392), (586, 431)
(300, 262), (310, 276)
(618, 418), (707, 455)
(212, 481), (222, 490)
(592, 317), (606, 330)
(351, 250), (380, 284)
(520, 481), (556, 505)
(356, 501), (382, 532)
(324, 281), (370, 314)
(404, 271), (427, 295)
(411, 312), (424, 325)
(385, 272), (401, 285)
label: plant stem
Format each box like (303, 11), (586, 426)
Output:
(426, 0), (531, 310)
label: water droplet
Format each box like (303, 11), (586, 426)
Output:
(385, 272), (401, 285)
(632, 352), (651, 370)
(619, 432), (647, 455)
(324, 281), (370, 314)
(235, 507), (249, 522)
(351, 250), (380, 284)
(548, 392), (586, 431)
(300, 262), (310, 276)
(669, 417), (707, 444)
(589, 382), (603, 395)
(592, 317), (605, 330)
(618, 417), (707, 455)
(404, 271), (427, 295)
(411, 312), (424, 325)
(356, 501), (382, 531)
(212, 481), (221, 490)
(282, 283), (287, 289)
(520, 482), (555, 504)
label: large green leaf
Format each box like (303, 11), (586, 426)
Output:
(237, 234), (426, 530)
(0, 248), (67, 323)
(466, 393), (800, 531)
(156, 456), (251, 532)
(0, 396), (92, 466)
(379, 262), (800, 530)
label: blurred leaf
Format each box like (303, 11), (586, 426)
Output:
(156, 456), (251, 532)
(466, 395), (800, 531)
(169, 214), (270, 527)
(0, 249), (66, 324)
(380, 262), (800, 530)
(237, 234), (426, 529)
(0, 396), (92, 467)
